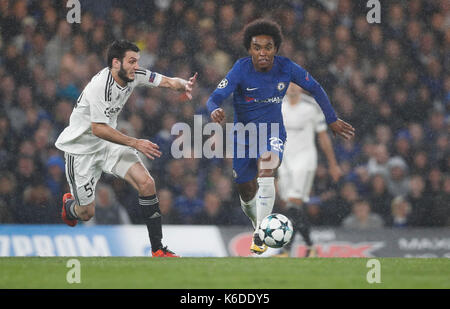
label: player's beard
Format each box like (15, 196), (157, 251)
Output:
(118, 62), (134, 83)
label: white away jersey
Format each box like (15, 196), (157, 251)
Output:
(281, 93), (327, 170)
(55, 67), (162, 154)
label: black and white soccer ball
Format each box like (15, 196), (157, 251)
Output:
(258, 213), (294, 248)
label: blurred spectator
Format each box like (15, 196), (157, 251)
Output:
(15, 156), (39, 194)
(0, 114), (17, 170)
(195, 191), (230, 225)
(139, 31), (160, 70)
(334, 138), (362, 164)
(195, 33), (231, 76)
(431, 176), (450, 226)
(393, 132), (413, 165)
(325, 181), (359, 226)
(161, 160), (185, 197)
(56, 69), (79, 101)
(346, 165), (371, 195)
(386, 156), (410, 197)
(85, 183), (131, 225)
(109, 177), (140, 223)
(426, 168), (443, 197)
(367, 144), (390, 178)
(8, 85), (35, 133)
(173, 176), (204, 224)
(312, 163), (339, 206)
(411, 149), (429, 175)
(408, 122), (427, 151)
(45, 155), (66, 202)
(407, 175), (434, 226)
(367, 174), (393, 221)
(44, 20), (72, 77)
(387, 196), (412, 228)
(141, 97), (162, 138)
(212, 176), (234, 207)
(342, 199), (384, 230)
(15, 184), (59, 223)
(305, 199), (325, 226)
(374, 124), (393, 147)
(158, 188), (182, 224)
(0, 199), (14, 223)
(52, 100), (73, 133)
(0, 172), (18, 222)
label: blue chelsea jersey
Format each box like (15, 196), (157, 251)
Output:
(206, 56), (338, 132)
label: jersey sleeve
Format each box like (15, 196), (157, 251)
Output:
(133, 68), (162, 88)
(206, 60), (241, 114)
(289, 60), (338, 124)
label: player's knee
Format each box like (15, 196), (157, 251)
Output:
(258, 169), (276, 178)
(237, 181), (257, 202)
(137, 175), (155, 195)
(258, 152), (280, 172)
(288, 198), (304, 207)
(240, 191), (256, 202)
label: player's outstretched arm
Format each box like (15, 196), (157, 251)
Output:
(159, 72), (198, 100)
(91, 122), (162, 160)
(328, 118), (355, 140)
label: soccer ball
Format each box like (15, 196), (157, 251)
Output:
(258, 213), (293, 248)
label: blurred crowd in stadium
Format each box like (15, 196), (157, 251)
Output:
(0, 0), (448, 227)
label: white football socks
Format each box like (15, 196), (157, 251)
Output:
(256, 177), (275, 228)
(240, 194), (257, 229)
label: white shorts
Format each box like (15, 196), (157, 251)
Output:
(277, 161), (316, 203)
(64, 143), (142, 206)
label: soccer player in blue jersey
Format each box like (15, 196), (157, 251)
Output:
(206, 19), (355, 254)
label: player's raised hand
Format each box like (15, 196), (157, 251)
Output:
(133, 139), (162, 160)
(184, 72), (198, 100)
(211, 108), (226, 124)
(329, 119), (355, 140)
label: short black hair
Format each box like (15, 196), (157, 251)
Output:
(106, 40), (140, 68)
(243, 19), (283, 51)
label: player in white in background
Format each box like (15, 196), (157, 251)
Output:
(277, 83), (342, 257)
(55, 40), (197, 257)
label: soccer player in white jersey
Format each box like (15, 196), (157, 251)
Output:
(55, 40), (197, 257)
(277, 83), (342, 257)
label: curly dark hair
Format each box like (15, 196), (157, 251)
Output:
(107, 40), (140, 68)
(243, 19), (283, 51)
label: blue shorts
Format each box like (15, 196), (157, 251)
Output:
(232, 136), (285, 184)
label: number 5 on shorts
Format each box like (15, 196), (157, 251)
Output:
(83, 177), (95, 198)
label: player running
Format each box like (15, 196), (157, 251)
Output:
(277, 83), (342, 257)
(55, 40), (197, 257)
(206, 19), (354, 255)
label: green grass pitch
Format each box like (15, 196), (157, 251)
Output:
(0, 257), (448, 289)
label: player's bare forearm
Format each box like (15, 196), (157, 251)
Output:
(159, 73), (197, 99)
(318, 131), (342, 182)
(91, 122), (161, 160)
(91, 122), (136, 147)
(159, 76), (187, 91)
(318, 131), (338, 166)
